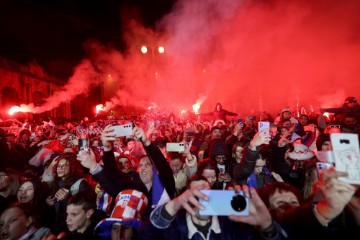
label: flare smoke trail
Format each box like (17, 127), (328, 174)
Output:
(14, 0), (360, 117)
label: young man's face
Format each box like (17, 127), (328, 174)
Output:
(66, 204), (93, 233)
(211, 129), (221, 139)
(111, 223), (134, 240)
(299, 116), (309, 125)
(190, 180), (211, 221)
(269, 127), (278, 138)
(254, 159), (266, 175)
(282, 111), (292, 120)
(170, 158), (182, 174)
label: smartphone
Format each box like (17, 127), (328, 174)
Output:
(218, 164), (225, 174)
(78, 138), (90, 153)
(237, 118), (244, 125)
(166, 142), (185, 152)
(111, 124), (133, 137)
(303, 125), (315, 132)
(258, 121), (270, 136)
(316, 162), (335, 178)
(199, 190), (249, 216)
(330, 133), (360, 184)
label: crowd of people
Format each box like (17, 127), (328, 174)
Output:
(0, 97), (359, 240)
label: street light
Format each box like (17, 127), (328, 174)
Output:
(141, 45), (165, 88)
(140, 45), (165, 54)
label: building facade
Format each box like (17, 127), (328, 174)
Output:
(0, 57), (71, 121)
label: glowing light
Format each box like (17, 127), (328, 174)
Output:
(141, 45), (148, 54)
(8, 106), (21, 115)
(323, 112), (330, 118)
(8, 105), (33, 115)
(158, 46), (165, 54)
(180, 109), (186, 115)
(192, 103), (201, 114)
(96, 104), (105, 114)
(107, 74), (111, 77)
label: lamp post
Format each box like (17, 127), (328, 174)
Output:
(141, 45), (165, 89)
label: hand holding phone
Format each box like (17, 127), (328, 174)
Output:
(316, 162), (335, 178)
(199, 190), (249, 216)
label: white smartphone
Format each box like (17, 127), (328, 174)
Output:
(199, 190), (249, 216)
(166, 142), (185, 152)
(316, 162), (335, 178)
(331, 133), (360, 184)
(258, 121), (270, 136)
(111, 124), (133, 137)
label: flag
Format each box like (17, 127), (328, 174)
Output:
(290, 132), (302, 143)
(48, 119), (55, 127)
(151, 165), (170, 208)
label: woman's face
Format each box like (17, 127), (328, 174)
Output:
(0, 172), (10, 192)
(0, 207), (31, 240)
(17, 181), (35, 203)
(269, 189), (300, 216)
(56, 159), (70, 178)
(235, 146), (244, 160)
(117, 158), (132, 173)
(202, 169), (217, 187)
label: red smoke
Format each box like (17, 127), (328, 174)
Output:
(13, 0), (360, 118)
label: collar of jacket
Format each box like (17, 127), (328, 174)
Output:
(186, 213), (221, 239)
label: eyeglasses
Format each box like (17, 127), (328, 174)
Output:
(57, 163), (69, 169)
(329, 125), (340, 129)
(0, 175), (8, 181)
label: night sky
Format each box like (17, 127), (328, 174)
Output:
(0, 0), (175, 79)
(2, 0), (360, 116)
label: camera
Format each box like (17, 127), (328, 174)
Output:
(199, 190), (249, 216)
(110, 123), (133, 137)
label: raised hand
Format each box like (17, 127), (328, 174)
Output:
(101, 124), (117, 151)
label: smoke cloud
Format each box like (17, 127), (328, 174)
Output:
(15, 0), (360, 117)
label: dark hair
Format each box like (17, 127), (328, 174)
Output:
(19, 178), (48, 205)
(19, 129), (31, 138)
(186, 174), (208, 190)
(67, 190), (96, 212)
(196, 158), (219, 176)
(51, 153), (84, 190)
(6, 202), (41, 228)
(257, 182), (302, 208)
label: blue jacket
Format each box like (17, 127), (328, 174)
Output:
(139, 204), (281, 240)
